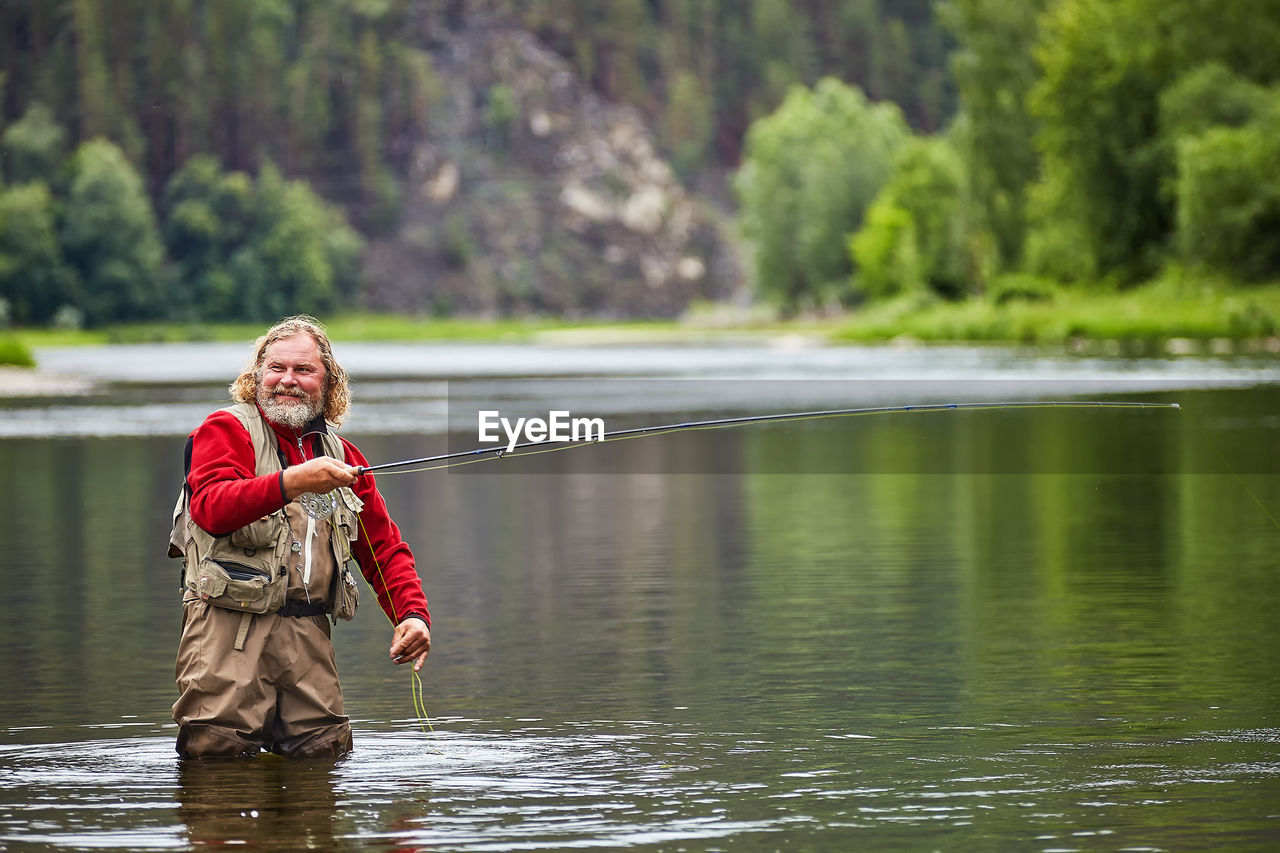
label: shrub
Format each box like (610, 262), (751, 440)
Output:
(736, 78), (909, 309)
(0, 336), (35, 367)
(61, 139), (165, 325)
(850, 137), (977, 301)
(1175, 99), (1280, 279)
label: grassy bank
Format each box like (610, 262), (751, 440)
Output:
(831, 276), (1280, 348)
(10, 314), (600, 348)
(8, 276), (1280, 355)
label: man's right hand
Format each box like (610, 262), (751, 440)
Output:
(282, 457), (358, 500)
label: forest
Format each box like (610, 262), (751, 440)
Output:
(1, 0), (1278, 334)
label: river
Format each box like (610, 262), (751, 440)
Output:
(0, 340), (1277, 851)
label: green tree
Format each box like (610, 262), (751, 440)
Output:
(1026, 0), (1168, 282)
(248, 163), (364, 321)
(747, 0), (815, 114)
(659, 69), (713, 178)
(509, 0), (952, 172)
(850, 136), (976, 299)
(1027, 0), (1280, 283)
(848, 199), (921, 301)
(354, 26), (402, 231)
(1159, 62), (1270, 141)
(60, 139), (166, 325)
(736, 78), (908, 309)
(941, 0), (1046, 270)
(160, 158), (364, 321)
(70, 0), (144, 164)
(1, 102), (66, 185)
(162, 154), (256, 318)
(1174, 93), (1280, 280)
(0, 181), (78, 324)
(1157, 62), (1280, 279)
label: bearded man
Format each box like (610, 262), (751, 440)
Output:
(170, 315), (430, 759)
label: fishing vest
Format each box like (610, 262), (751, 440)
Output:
(169, 403), (361, 629)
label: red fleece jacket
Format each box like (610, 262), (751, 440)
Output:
(187, 406), (430, 629)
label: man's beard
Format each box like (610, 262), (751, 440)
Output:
(257, 383), (324, 430)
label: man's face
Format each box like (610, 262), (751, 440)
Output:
(256, 334), (326, 429)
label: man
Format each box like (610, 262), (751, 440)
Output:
(170, 315), (430, 759)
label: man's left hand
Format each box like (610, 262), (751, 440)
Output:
(390, 618), (431, 671)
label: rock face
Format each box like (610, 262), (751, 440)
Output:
(361, 23), (740, 317)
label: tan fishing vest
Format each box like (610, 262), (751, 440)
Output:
(169, 403), (361, 629)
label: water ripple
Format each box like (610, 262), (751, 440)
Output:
(2, 719), (1278, 850)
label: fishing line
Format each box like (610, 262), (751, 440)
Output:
(359, 400), (1183, 477)
(1213, 446), (1280, 532)
(352, 511), (440, 751)
(371, 434), (603, 477)
(374, 397), (1272, 527)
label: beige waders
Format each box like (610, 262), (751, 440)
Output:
(174, 496), (352, 759)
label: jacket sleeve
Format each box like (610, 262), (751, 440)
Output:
(188, 410), (288, 536)
(342, 438), (431, 629)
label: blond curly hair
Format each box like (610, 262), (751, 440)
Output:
(229, 315), (351, 426)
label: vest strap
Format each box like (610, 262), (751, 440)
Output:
(233, 611), (253, 651)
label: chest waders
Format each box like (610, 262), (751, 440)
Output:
(169, 403), (362, 649)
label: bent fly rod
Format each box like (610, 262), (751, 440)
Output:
(355, 400), (1181, 477)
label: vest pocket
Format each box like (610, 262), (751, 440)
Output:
(218, 560), (267, 581)
(229, 516), (281, 549)
(194, 557), (288, 614)
(330, 563), (360, 623)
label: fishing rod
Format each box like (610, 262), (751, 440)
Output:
(355, 399), (1180, 476)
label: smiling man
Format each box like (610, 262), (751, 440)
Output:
(169, 315), (430, 759)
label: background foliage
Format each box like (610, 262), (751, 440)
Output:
(735, 78), (909, 310)
(736, 0), (1280, 309)
(1, 0), (1279, 328)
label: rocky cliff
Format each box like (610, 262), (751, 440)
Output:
(361, 22), (742, 318)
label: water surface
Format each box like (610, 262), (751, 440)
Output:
(0, 343), (1277, 850)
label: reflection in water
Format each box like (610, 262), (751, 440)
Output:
(177, 757), (342, 849)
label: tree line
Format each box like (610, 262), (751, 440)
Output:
(503, 0), (953, 173)
(0, 126), (361, 327)
(736, 0), (1280, 311)
(0, 0), (953, 327)
(0, 0), (430, 326)
(1, 1), (951, 192)
(2, 0), (1278, 326)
